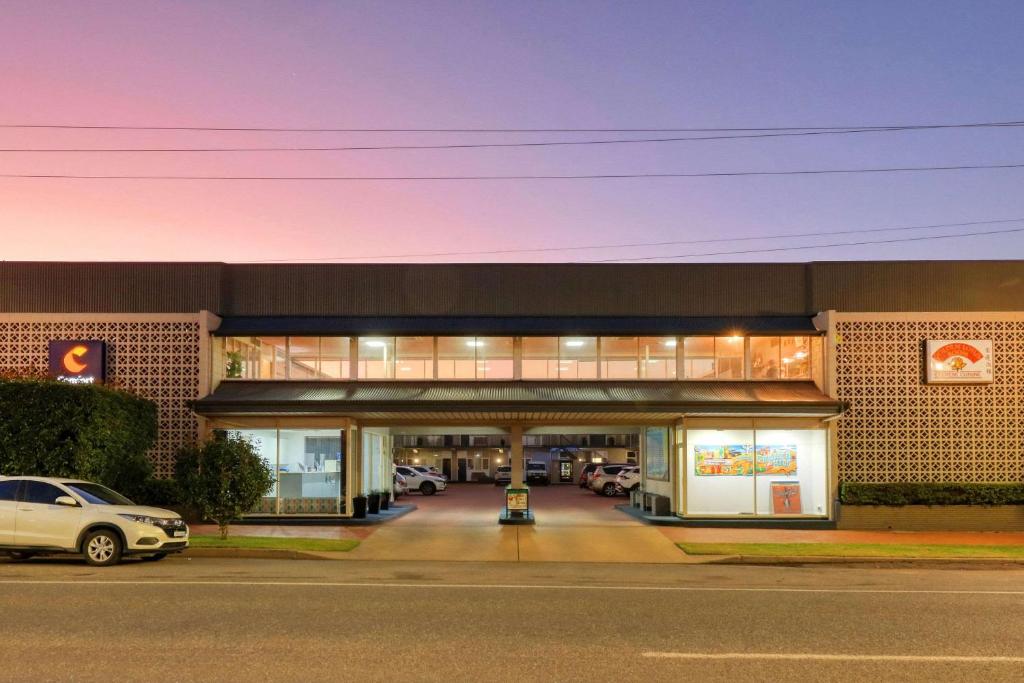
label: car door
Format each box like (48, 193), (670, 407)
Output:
(15, 481), (82, 549)
(0, 480), (21, 545)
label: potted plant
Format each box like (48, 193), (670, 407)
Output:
(353, 495), (367, 519)
(379, 489), (390, 511)
(367, 490), (381, 514)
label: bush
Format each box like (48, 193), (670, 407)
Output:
(0, 377), (157, 499)
(840, 482), (1024, 506)
(175, 433), (274, 539)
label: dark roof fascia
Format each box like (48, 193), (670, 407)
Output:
(212, 315), (820, 337)
(192, 380), (845, 416)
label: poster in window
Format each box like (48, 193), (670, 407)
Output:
(644, 427), (669, 481)
(694, 444), (797, 476)
(770, 481), (802, 514)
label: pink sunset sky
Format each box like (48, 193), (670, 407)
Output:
(1, 1), (1023, 263)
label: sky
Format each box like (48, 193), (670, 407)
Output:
(1, 0), (1023, 263)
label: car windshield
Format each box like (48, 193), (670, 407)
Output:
(413, 467), (429, 472)
(63, 482), (134, 505)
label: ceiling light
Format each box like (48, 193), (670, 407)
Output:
(564, 339), (585, 347)
(466, 340), (485, 347)
(663, 339), (677, 347)
(364, 340), (386, 348)
(782, 357), (793, 364)
(400, 366), (412, 372)
(794, 351), (807, 358)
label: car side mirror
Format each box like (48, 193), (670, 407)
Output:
(55, 495), (79, 507)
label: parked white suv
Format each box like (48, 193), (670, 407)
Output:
(394, 466), (447, 496)
(0, 476), (189, 567)
(615, 466), (641, 493)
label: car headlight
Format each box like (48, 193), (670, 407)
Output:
(118, 514), (160, 526)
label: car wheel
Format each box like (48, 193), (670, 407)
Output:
(602, 483), (618, 497)
(142, 552), (168, 562)
(420, 481), (437, 496)
(7, 551), (35, 561)
(83, 529), (123, 567)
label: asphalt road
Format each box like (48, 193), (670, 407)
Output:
(1, 557), (1022, 682)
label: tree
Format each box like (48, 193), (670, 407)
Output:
(0, 377), (157, 499)
(175, 432), (274, 539)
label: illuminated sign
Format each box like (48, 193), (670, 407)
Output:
(925, 340), (992, 384)
(48, 340), (106, 384)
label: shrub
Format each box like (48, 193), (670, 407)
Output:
(840, 482), (1024, 506)
(175, 432), (274, 539)
(0, 377), (157, 498)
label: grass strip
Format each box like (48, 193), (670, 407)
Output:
(677, 542), (1024, 559)
(189, 535), (359, 552)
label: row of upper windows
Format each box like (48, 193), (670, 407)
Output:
(222, 335), (822, 382)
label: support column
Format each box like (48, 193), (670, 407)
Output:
(510, 424), (525, 487)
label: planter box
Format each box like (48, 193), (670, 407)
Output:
(838, 504), (1024, 531)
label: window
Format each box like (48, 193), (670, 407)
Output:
(522, 337), (559, 379)
(560, 337), (597, 379)
(0, 480), (20, 501)
(750, 337), (782, 379)
(359, 337), (396, 379)
(21, 481), (66, 505)
(63, 483), (132, 505)
(683, 337), (715, 379)
(715, 337), (745, 379)
(437, 337), (513, 380)
(640, 337), (677, 379)
(395, 337), (434, 379)
(223, 337), (351, 380)
(601, 337), (639, 379)
(780, 336), (811, 379)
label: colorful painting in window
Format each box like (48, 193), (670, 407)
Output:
(693, 444), (797, 476)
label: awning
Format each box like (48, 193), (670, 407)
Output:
(212, 315), (820, 337)
(193, 380), (845, 421)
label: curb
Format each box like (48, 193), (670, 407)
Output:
(702, 554), (1024, 567)
(181, 548), (353, 561)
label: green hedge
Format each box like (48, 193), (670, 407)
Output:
(840, 482), (1024, 506)
(0, 378), (158, 500)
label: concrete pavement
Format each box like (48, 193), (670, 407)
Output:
(1, 558), (1023, 682)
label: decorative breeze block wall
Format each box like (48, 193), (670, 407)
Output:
(0, 319), (202, 477)
(835, 318), (1024, 483)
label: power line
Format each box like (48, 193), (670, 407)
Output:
(0, 119), (1021, 133)
(1, 162), (1022, 181)
(246, 218), (1024, 262)
(584, 226), (1024, 262)
(2, 122), (1022, 153)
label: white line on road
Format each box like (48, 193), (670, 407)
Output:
(643, 652), (1024, 664)
(0, 579), (1023, 595)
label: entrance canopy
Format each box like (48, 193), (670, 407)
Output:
(193, 380), (843, 422)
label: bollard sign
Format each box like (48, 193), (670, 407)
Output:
(925, 340), (992, 384)
(48, 340), (106, 384)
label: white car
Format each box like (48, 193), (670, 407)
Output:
(410, 465), (449, 482)
(394, 466), (447, 496)
(0, 476), (189, 567)
(393, 472), (409, 499)
(615, 466), (641, 493)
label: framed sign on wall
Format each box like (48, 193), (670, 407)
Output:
(925, 340), (993, 384)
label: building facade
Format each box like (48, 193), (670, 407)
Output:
(2, 261), (1022, 524)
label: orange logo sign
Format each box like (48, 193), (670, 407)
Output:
(61, 344), (89, 374)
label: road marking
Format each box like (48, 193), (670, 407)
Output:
(0, 579), (1023, 595)
(642, 652), (1024, 664)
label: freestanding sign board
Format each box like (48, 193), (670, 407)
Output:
(48, 340), (106, 384)
(925, 340), (993, 384)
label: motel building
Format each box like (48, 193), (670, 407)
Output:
(2, 260), (1022, 529)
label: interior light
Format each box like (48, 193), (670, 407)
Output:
(496, 458), (502, 464)
(413, 458), (420, 464)
(564, 339), (585, 347)
(400, 366), (412, 372)
(474, 453), (480, 458)
(466, 340), (485, 347)
(794, 351), (807, 358)
(782, 357), (793, 364)
(364, 340), (386, 348)
(664, 339), (677, 347)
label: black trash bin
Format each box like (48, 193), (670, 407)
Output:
(353, 496), (368, 519)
